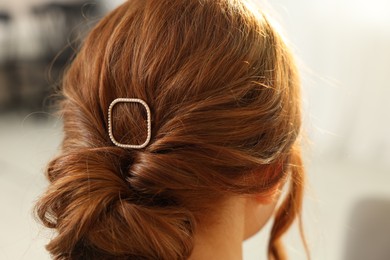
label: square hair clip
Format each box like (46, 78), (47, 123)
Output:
(108, 98), (152, 149)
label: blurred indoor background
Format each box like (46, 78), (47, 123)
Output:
(0, 0), (389, 259)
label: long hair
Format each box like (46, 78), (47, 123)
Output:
(35, 0), (306, 259)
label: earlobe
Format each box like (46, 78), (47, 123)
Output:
(242, 179), (287, 240)
(243, 191), (281, 240)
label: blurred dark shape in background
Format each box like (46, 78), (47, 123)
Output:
(0, 1), (104, 115)
(344, 198), (390, 260)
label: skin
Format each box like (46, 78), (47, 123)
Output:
(188, 189), (282, 260)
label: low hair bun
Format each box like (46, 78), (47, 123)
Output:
(36, 149), (195, 259)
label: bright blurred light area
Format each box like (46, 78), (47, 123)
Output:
(0, 0), (389, 259)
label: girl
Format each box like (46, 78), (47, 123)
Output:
(35, 0), (307, 259)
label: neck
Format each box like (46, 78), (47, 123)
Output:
(188, 197), (245, 260)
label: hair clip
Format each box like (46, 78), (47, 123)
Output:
(108, 98), (152, 149)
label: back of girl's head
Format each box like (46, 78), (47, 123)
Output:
(35, 0), (305, 259)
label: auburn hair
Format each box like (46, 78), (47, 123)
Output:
(35, 0), (307, 259)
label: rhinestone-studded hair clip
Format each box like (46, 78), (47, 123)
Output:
(108, 98), (152, 149)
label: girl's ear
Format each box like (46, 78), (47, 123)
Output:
(253, 158), (288, 204)
(243, 187), (282, 240)
(243, 163), (288, 240)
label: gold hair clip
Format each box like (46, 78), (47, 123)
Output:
(108, 98), (152, 149)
